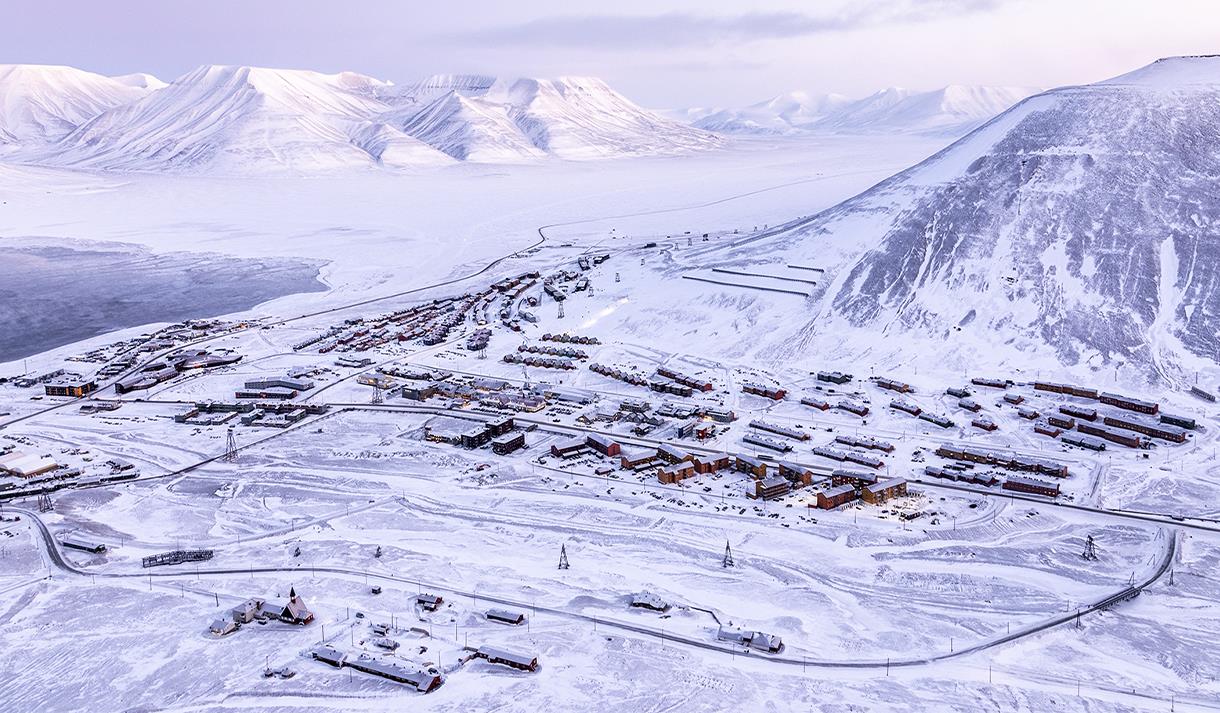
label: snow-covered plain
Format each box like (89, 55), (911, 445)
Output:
(2, 58), (1220, 713)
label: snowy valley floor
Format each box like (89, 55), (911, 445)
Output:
(1, 136), (1219, 712)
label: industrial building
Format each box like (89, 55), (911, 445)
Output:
(1003, 475), (1061, 497)
(816, 371), (852, 384)
(1099, 392), (1159, 415)
(742, 382), (786, 400)
(486, 609), (526, 625)
(474, 646), (539, 672)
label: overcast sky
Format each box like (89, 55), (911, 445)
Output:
(6, 0), (1219, 106)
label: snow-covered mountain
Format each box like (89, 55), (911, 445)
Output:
(738, 56), (1220, 376)
(691, 91), (851, 135)
(110, 72), (168, 91)
(0, 64), (150, 152)
(386, 74), (720, 161)
(687, 85), (1039, 138)
(27, 65), (424, 173)
(5, 66), (718, 173)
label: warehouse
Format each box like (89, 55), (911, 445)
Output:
(1003, 475), (1060, 497)
(834, 435), (895, 452)
(348, 656), (443, 691)
(845, 452), (884, 469)
(475, 646), (539, 672)
(862, 478), (908, 504)
(971, 377), (1009, 389)
(877, 377), (913, 393)
(800, 396), (831, 411)
(1059, 405), (1098, 421)
(656, 366), (713, 392)
(1077, 422), (1146, 448)
(486, 609), (526, 625)
(244, 376), (314, 391)
(743, 433), (792, 453)
(1061, 433), (1107, 451)
(742, 382), (786, 400)
(1103, 414), (1187, 443)
(919, 412), (955, 428)
(1099, 392), (1159, 415)
(816, 484), (858, 509)
(812, 446), (848, 462)
(958, 398), (981, 412)
(1034, 422), (1063, 438)
(817, 371), (852, 384)
(0, 451), (60, 478)
(836, 400), (869, 416)
(61, 537), (107, 553)
(1048, 414), (1076, 429)
(1160, 413), (1196, 430)
(631, 591), (670, 611)
(491, 432), (525, 455)
(946, 386), (971, 398)
(747, 475), (792, 500)
(235, 387), (297, 400)
(748, 420), (810, 440)
(717, 627), (783, 653)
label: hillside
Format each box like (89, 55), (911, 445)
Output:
(7, 66), (718, 172)
(713, 56), (1220, 378)
(0, 64), (148, 152)
(688, 85), (1038, 138)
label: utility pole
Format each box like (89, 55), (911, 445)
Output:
(722, 541), (735, 568)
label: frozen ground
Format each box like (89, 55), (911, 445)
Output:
(2, 133), (1219, 712)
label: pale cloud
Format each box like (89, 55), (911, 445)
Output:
(461, 0), (1012, 48)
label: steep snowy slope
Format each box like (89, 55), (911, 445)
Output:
(0, 64), (147, 152)
(744, 56), (1220, 375)
(692, 91), (850, 135)
(29, 65), (403, 173)
(813, 85), (1039, 136)
(387, 75), (720, 161)
(111, 72), (167, 91)
(688, 86), (1037, 138)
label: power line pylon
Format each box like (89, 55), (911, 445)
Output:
(558, 543), (570, 570)
(223, 427), (238, 462)
(38, 493), (53, 513)
(722, 541), (735, 568)
(557, 302), (565, 319)
(1081, 534), (1099, 561)
(371, 383), (384, 405)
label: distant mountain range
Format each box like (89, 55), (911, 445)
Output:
(0, 64), (721, 173)
(681, 85), (1041, 137)
(725, 56), (1220, 377)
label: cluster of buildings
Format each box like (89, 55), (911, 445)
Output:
(115, 349), (242, 394)
(814, 470), (908, 509)
(742, 382), (786, 400)
(502, 352), (576, 370)
(934, 444), (1069, 478)
(235, 375), (315, 400)
(312, 646), (442, 693)
(426, 416), (522, 452)
(0, 449), (60, 478)
(211, 588), (314, 636)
